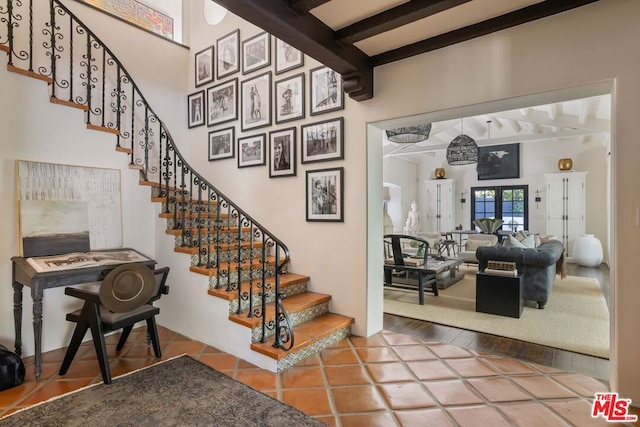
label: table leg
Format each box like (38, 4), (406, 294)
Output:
(12, 282), (23, 356)
(31, 285), (44, 382)
(417, 274), (424, 305)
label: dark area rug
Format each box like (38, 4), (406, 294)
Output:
(0, 355), (326, 427)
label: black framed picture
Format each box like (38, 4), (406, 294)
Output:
(187, 90), (205, 128)
(269, 127), (296, 178)
(301, 117), (344, 164)
(206, 78), (237, 127)
(275, 37), (303, 74)
(216, 29), (240, 79)
(242, 31), (271, 74)
(241, 71), (272, 131)
(194, 45), (214, 87)
(208, 127), (235, 161)
(238, 133), (266, 168)
(275, 72), (305, 124)
(306, 167), (344, 222)
(310, 66), (344, 116)
(476, 143), (520, 180)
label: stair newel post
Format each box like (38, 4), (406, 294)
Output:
(214, 198), (222, 287)
(128, 84), (135, 165)
(235, 212), (243, 313)
(196, 180), (203, 266)
(171, 148), (178, 225)
(224, 201), (232, 292)
(47, 0), (54, 92)
(187, 171), (194, 248)
(177, 161), (187, 244)
(246, 221), (255, 318)
(260, 234), (268, 343)
(6, 0), (13, 66)
(99, 48), (106, 128)
(142, 105), (150, 179)
(67, 13), (73, 104)
(162, 135), (171, 214)
(27, 0), (32, 72)
(84, 32), (92, 125)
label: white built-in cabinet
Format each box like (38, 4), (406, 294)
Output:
(545, 172), (587, 257)
(424, 179), (456, 232)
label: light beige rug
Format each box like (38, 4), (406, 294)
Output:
(384, 267), (610, 358)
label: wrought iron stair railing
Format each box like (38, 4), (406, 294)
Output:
(1, 0), (294, 351)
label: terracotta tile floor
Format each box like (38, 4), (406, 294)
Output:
(0, 326), (635, 426)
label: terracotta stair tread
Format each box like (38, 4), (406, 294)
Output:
(229, 292), (331, 329)
(159, 211), (228, 219)
(165, 226), (252, 236)
(0, 44), (8, 53)
(50, 97), (88, 111)
(174, 241), (264, 255)
(250, 313), (355, 361)
(139, 180), (189, 194)
(208, 273), (310, 300)
(189, 256), (285, 276)
(7, 64), (53, 84)
(152, 197), (218, 205)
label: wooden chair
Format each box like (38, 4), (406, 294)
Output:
(383, 234), (438, 304)
(58, 265), (169, 384)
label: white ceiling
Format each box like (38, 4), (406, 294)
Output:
(382, 93), (611, 162)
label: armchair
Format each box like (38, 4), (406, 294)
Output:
(458, 234), (499, 264)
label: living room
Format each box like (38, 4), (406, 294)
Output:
(380, 89), (611, 358)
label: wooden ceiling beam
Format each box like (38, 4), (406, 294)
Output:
(336, 0), (470, 45)
(370, 0), (600, 66)
(213, 0), (373, 101)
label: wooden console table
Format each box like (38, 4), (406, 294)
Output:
(11, 248), (156, 381)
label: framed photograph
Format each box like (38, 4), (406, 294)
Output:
(194, 45), (214, 87)
(301, 117), (344, 164)
(238, 133), (266, 168)
(476, 143), (520, 180)
(310, 66), (344, 116)
(216, 29), (240, 79)
(241, 71), (272, 131)
(206, 78), (238, 126)
(275, 72), (305, 124)
(208, 127), (235, 161)
(275, 37), (303, 74)
(269, 127), (296, 178)
(306, 167), (344, 222)
(187, 90), (205, 128)
(242, 31), (271, 74)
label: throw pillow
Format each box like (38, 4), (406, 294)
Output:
(515, 230), (528, 241)
(520, 234), (536, 248)
(503, 234), (525, 248)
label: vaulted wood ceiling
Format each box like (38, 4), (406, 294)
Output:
(211, 0), (599, 101)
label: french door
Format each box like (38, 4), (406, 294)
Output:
(471, 185), (528, 232)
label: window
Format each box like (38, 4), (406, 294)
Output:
(471, 185), (528, 232)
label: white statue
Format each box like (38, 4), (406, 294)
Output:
(403, 200), (421, 236)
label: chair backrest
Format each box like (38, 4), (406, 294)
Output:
(99, 263), (157, 313)
(149, 267), (170, 304)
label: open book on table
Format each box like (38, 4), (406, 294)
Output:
(26, 249), (150, 273)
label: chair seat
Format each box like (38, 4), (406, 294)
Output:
(67, 304), (159, 328)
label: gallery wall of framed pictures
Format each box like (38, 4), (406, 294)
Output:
(188, 29), (348, 221)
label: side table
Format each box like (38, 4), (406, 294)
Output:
(475, 272), (523, 318)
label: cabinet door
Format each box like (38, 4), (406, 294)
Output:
(425, 180), (455, 232)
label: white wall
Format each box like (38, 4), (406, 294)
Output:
(383, 157), (418, 233)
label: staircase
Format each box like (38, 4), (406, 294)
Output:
(1, 0), (353, 372)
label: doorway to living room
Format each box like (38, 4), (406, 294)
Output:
(368, 81), (614, 360)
